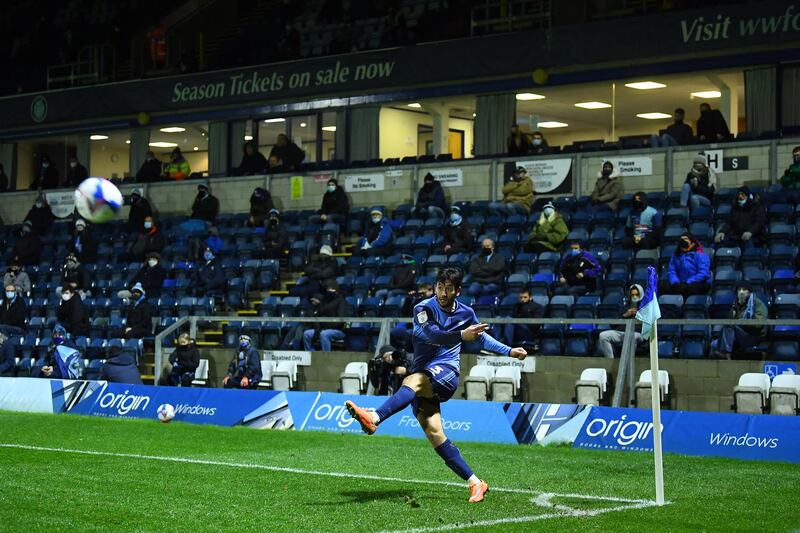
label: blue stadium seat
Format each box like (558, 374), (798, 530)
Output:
(530, 273), (554, 297)
(598, 293), (623, 318)
(658, 294), (684, 319)
(497, 293), (518, 316)
(683, 295), (711, 319)
(512, 252), (536, 274)
(381, 296), (406, 317)
(603, 271), (629, 297)
(573, 295), (600, 318)
(680, 325), (710, 358)
(634, 249), (659, 269)
(713, 270), (742, 292)
(505, 272), (530, 292)
(548, 295), (574, 318)
(771, 326), (800, 361)
(773, 294), (800, 319)
(710, 291), (735, 318)
(538, 324), (564, 355)
(278, 296), (301, 317)
(359, 297), (382, 317)
(566, 324), (595, 356)
(768, 244), (797, 271)
(473, 295), (499, 317)
(767, 222), (795, 246)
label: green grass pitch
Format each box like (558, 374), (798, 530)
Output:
(1, 411), (798, 532)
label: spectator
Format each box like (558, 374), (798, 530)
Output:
(597, 284), (645, 358)
(164, 148), (191, 180)
(39, 325), (83, 380)
(193, 247), (226, 297)
(289, 245), (339, 298)
(441, 207), (472, 254)
(254, 209), (289, 260)
(191, 184), (219, 223)
(100, 345), (143, 384)
(12, 221), (42, 266)
(267, 154), (285, 173)
(4, 261), (31, 298)
(65, 156), (88, 187)
(696, 102), (731, 143)
(650, 108), (694, 147)
(0, 284), (28, 335)
(0, 163), (8, 192)
(714, 186), (766, 250)
(501, 289), (544, 347)
(711, 281), (767, 359)
(358, 207), (393, 256)
(680, 155), (716, 209)
(129, 216), (165, 261)
(303, 281), (348, 352)
(314, 178), (349, 225)
(415, 173), (448, 219)
(223, 335), (261, 389)
(622, 192), (661, 251)
(238, 141), (269, 175)
(659, 232), (711, 298)
(389, 284), (434, 352)
(529, 131), (552, 155)
(168, 332), (200, 387)
(491, 167), (533, 215)
(29, 155), (59, 190)
(56, 287), (90, 338)
(121, 252), (167, 299)
(247, 187), (274, 227)
(374, 254), (418, 300)
(0, 334), (14, 376)
(467, 238), (505, 296)
(507, 124), (531, 156)
(127, 188), (153, 232)
(554, 240), (602, 297)
(589, 161), (623, 213)
(270, 134), (305, 171)
(110, 283), (154, 339)
(524, 201), (568, 253)
(136, 151), (163, 182)
(68, 218), (98, 264)
(188, 226), (224, 263)
(777, 146), (800, 205)
(24, 195), (55, 236)
(368, 344), (410, 395)
(57, 254), (91, 299)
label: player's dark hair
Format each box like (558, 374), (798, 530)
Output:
(436, 267), (462, 290)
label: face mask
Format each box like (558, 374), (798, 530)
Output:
(269, 217), (279, 226)
(66, 261), (77, 269)
(569, 249), (581, 256)
(239, 340), (250, 349)
(543, 207), (554, 217)
(631, 294), (642, 303)
(53, 335), (65, 345)
(5, 291), (15, 299)
(693, 163), (705, 172)
(22, 227), (31, 234)
(203, 251), (214, 262)
(147, 259), (158, 267)
(532, 138), (542, 146)
(424, 181), (434, 188)
(482, 248), (492, 256)
(601, 169), (612, 177)
(132, 291), (143, 300)
(737, 290), (749, 303)
(680, 241), (691, 250)
(371, 216), (382, 224)
(794, 155), (800, 164)
(42, 163), (50, 168)
(34, 202), (42, 208)
(70, 162), (77, 168)
(327, 185), (336, 193)
(76, 226), (85, 232)
(62, 293), (73, 301)
(737, 198), (746, 206)
(144, 221), (153, 229)
(198, 191), (208, 198)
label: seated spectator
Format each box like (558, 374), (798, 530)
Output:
(650, 108), (694, 147)
(254, 209), (288, 260)
(374, 254), (418, 300)
(368, 344), (410, 395)
(315, 178), (349, 225)
(127, 188), (153, 232)
(680, 155), (716, 209)
(696, 102), (731, 143)
(415, 173), (448, 219)
(191, 184), (220, 223)
(659, 232), (711, 299)
(57, 254), (91, 299)
(598, 284), (645, 358)
(29, 155), (59, 190)
(507, 124), (531, 156)
(110, 283), (154, 339)
(121, 252), (167, 299)
(589, 162), (623, 213)
(0, 333), (15, 376)
(711, 281), (767, 359)
(267, 154), (285, 173)
(24, 194), (55, 235)
(66, 156), (89, 187)
(0, 284), (28, 336)
(188, 225), (224, 263)
(270, 133), (305, 171)
(358, 207), (393, 256)
(39, 325), (83, 379)
(136, 151), (163, 182)
(100, 345), (143, 384)
(56, 286), (90, 338)
(714, 186), (766, 250)
(68, 218), (98, 264)
(247, 187), (274, 227)
(164, 147), (191, 180)
(289, 245), (339, 299)
(777, 145), (800, 204)
(527, 131), (551, 155)
(467, 238), (505, 297)
(554, 240), (602, 297)
(238, 141), (268, 175)
(525, 201), (568, 253)
(490, 167), (533, 215)
(12, 221), (42, 266)
(303, 281), (347, 352)
(168, 332), (200, 387)
(389, 284), (434, 352)
(223, 335), (261, 389)
(501, 289), (544, 347)
(4, 260), (31, 297)
(622, 192), (661, 251)
(129, 216), (165, 261)
(440, 207), (472, 254)
(193, 247), (226, 297)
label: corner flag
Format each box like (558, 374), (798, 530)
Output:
(635, 266), (661, 341)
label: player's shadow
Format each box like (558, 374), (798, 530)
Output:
(325, 490), (421, 506)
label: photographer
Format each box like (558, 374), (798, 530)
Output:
(368, 344), (411, 395)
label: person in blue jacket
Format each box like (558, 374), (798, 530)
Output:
(359, 207), (393, 256)
(194, 246), (226, 297)
(658, 232), (711, 298)
(100, 345), (143, 384)
(39, 325), (84, 380)
(223, 335), (261, 389)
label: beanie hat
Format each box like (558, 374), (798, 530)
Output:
(693, 155), (707, 166)
(319, 245), (333, 256)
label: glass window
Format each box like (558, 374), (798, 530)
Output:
(148, 122), (209, 177)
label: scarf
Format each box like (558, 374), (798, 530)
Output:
(742, 293), (755, 319)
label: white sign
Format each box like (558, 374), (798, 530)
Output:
(45, 191), (76, 219)
(344, 174), (385, 192)
(385, 170), (403, 177)
(428, 168), (463, 187)
(516, 159), (572, 193)
(702, 150), (724, 173)
(603, 156), (653, 177)
(264, 350), (312, 366)
(477, 355), (536, 373)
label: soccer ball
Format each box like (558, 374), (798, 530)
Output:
(74, 177), (123, 224)
(157, 403), (176, 423)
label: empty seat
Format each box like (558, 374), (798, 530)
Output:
(258, 360), (276, 389)
(635, 370), (670, 409)
(490, 366), (521, 402)
(575, 368), (608, 406)
(464, 365), (494, 401)
(192, 359), (209, 387)
(340, 361), (368, 395)
(733, 372), (770, 414)
(769, 374), (800, 416)
(272, 361), (298, 391)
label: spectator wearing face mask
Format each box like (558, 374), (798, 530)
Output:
(303, 281), (348, 352)
(191, 184), (219, 223)
(650, 108), (694, 147)
(24, 195), (55, 235)
(597, 284), (645, 358)
(4, 261), (31, 297)
(316, 178), (349, 225)
(127, 188), (153, 232)
(711, 281), (767, 359)
(136, 151), (163, 182)
(0, 283), (28, 336)
(696, 102), (731, 143)
(777, 146), (800, 205)
(491, 167), (534, 215)
(622, 192), (661, 251)
(500, 289), (544, 347)
(68, 218), (98, 264)
(507, 124), (531, 157)
(529, 131), (552, 155)
(238, 141), (269, 176)
(123, 253), (167, 299)
(56, 254), (91, 299)
(415, 173), (448, 219)
(467, 238), (505, 297)
(39, 325), (84, 380)
(680, 155), (716, 209)
(247, 187), (274, 227)
(65, 156), (89, 187)
(12, 222), (42, 266)
(374, 254), (418, 300)
(554, 241), (602, 297)
(714, 186), (766, 250)
(110, 283), (154, 339)
(194, 247), (226, 297)
(164, 148), (191, 180)
(659, 232), (711, 299)
(255, 209), (288, 260)
(129, 216), (165, 262)
(441, 207), (472, 254)
(100, 345), (143, 385)
(168, 332), (200, 387)
(359, 207), (393, 256)
(56, 287), (90, 338)
(289, 245), (339, 299)
(223, 335), (262, 389)
(30, 156), (59, 190)
(525, 201), (568, 253)
(589, 162), (623, 213)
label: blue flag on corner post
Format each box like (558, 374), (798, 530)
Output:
(635, 266), (661, 341)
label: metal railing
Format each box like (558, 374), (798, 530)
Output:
(46, 44), (116, 89)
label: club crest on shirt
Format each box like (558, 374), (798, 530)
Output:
(416, 310), (428, 324)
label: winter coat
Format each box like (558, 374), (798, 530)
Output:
(502, 176), (533, 213)
(13, 233), (42, 265)
(4, 270), (31, 296)
(30, 166), (59, 190)
(69, 229), (98, 264)
(443, 221), (472, 253)
(696, 109), (730, 141)
(61, 266), (91, 292)
(313, 293), (348, 331)
(131, 228), (166, 259)
(191, 193), (220, 222)
(100, 354), (143, 384)
(227, 347), (261, 379)
(416, 182), (448, 213)
(164, 159), (191, 180)
(249, 191), (275, 224)
(684, 169), (716, 201)
(261, 223), (289, 257)
(170, 344), (201, 372)
(125, 299), (154, 334)
(590, 176), (623, 211)
(128, 197), (153, 230)
(66, 163), (89, 187)
(239, 149), (269, 175)
(270, 142), (305, 170)
(720, 198), (766, 240)
(130, 264), (167, 298)
(57, 297), (90, 337)
(305, 255), (339, 283)
(527, 212), (568, 252)
(360, 220), (393, 249)
(730, 295), (769, 337)
(507, 134), (531, 156)
(667, 250), (712, 285)
(25, 205), (55, 235)
(195, 259), (226, 294)
(320, 186), (349, 218)
(626, 206), (662, 238)
(0, 296), (28, 330)
(558, 251), (602, 287)
(468, 252), (506, 284)
(136, 158), (163, 181)
(389, 263), (418, 291)
(780, 161), (800, 190)
(664, 121), (694, 145)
